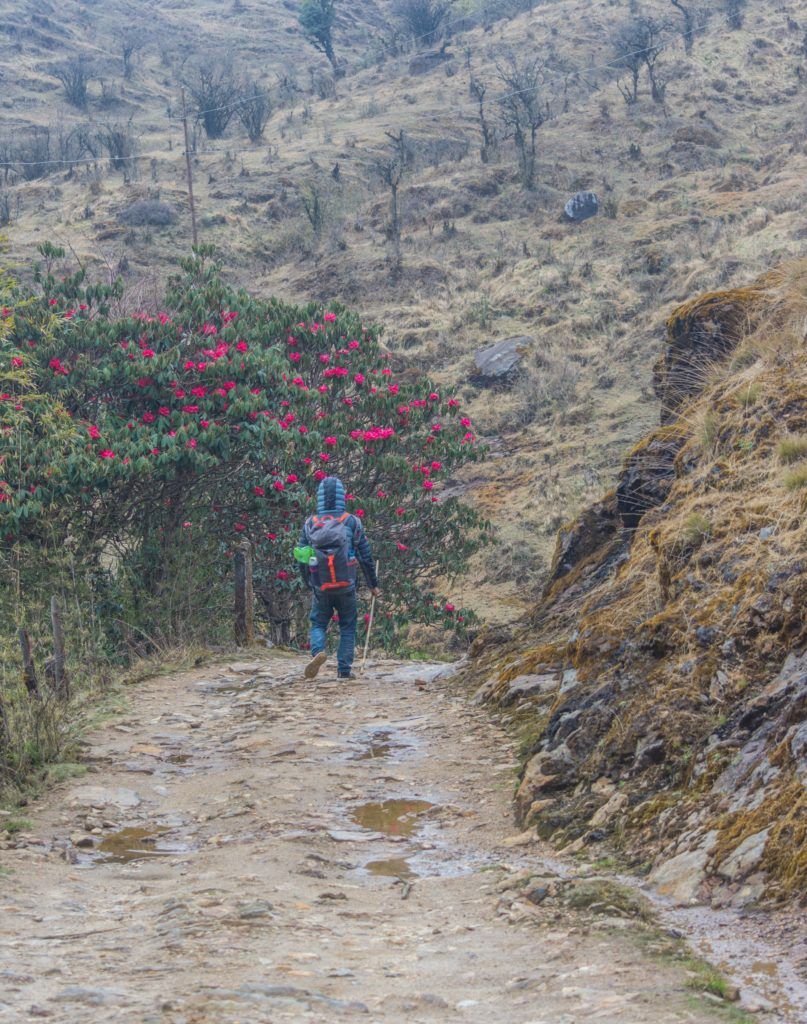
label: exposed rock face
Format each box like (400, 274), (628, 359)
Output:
(471, 336), (527, 387)
(615, 426), (686, 530)
(653, 285), (767, 423)
(462, 265), (807, 903)
(564, 191), (599, 222)
(546, 492), (621, 587)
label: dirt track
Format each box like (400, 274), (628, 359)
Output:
(0, 654), (767, 1022)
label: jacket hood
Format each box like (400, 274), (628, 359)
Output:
(316, 476), (346, 513)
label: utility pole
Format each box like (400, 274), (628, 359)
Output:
(180, 88), (198, 247)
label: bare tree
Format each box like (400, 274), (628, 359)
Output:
(53, 58), (93, 108)
(724, 0), (746, 29)
(121, 29), (147, 79)
(392, 0), (453, 47)
(236, 80), (273, 142)
(496, 54), (551, 190)
(668, 1), (710, 54)
(98, 121), (138, 179)
(612, 16), (666, 104)
(469, 78), (495, 162)
(300, 183), (326, 236)
(372, 134), (408, 280)
(186, 63), (240, 138)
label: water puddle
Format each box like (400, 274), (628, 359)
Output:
(94, 827), (186, 863)
(345, 727), (416, 763)
(365, 856), (417, 879)
(350, 799), (435, 838)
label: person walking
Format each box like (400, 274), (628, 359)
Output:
(296, 476), (380, 680)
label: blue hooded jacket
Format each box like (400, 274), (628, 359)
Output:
(299, 477), (379, 590)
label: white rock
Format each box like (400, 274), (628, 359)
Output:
(716, 828), (770, 882)
(69, 786), (141, 809)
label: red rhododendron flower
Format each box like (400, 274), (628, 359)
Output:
(88, 425), (101, 439)
(324, 436), (337, 446)
(396, 507), (405, 516)
(319, 353), (330, 364)
(99, 449), (115, 459)
(314, 470), (327, 481)
(286, 474), (298, 484)
(324, 312), (337, 323)
(354, 373), (365, 385)
(142, 412), (155, 424)
(158, 406), (170, 417)
(187, 438), (197, 449)
(253, 486), (265, 496)
(273, 480), (285, 491)
(289, 352), (302, 363)
(200, 419), (210, 429)
(234, 522), (246, 532)
(397, 542), (408, 551)
(423, 480), (434, 490)
(276, 570), (289, 580)
(141, 348), (155, 359)
(444, 603), (455, 613)
(11, 357), (23, 368)
(355, 509), (365, 517)
(460, 417), (472, 428)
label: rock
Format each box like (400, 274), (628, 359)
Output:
(716, 828), (770, 882)
(758, 525), (774, 540)
(327, 830), (384, 843)
(69, 786), (141, 809)
(564, 191), (599, 222)
(69, 833), (95, 848)
(546, 495), (621, 586)
(655, 285), (767, 423)
(471, 336), (528, 387)
(53, 987), (127, 1006)
(617, 430), (686, 530)
(589, 791), (628, 828)
(500, 673), (558, 706)
(649, 844), (712, 905)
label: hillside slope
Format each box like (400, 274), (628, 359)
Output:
(466, 261), (807, 907)
(3, 0), (807, 620)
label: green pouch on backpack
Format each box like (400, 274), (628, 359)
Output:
(294, 544), (316, 564)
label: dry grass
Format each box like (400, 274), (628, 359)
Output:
(3, 0), (807, 621)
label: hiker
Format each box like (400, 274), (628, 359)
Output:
(295, 476), (380, 680)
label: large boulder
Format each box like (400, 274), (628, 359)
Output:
(547, 492), (621, 586)
(471, 336), (528, 387)
(564, 191), (599, 222)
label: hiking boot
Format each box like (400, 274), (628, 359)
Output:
(338, 671), (355, 680)
(304, 651), (327, 679)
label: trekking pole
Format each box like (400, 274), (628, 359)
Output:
(361, 562), (380, 673)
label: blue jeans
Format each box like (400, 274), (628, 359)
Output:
(310, 589), (358, 676)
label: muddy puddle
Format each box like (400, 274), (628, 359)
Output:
(365, 856), (417, 879)
(91, 826), (189, 864)
(350, 798), (434, 837)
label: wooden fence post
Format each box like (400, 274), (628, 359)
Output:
(50, 595), (69, 698)
(18, 628), (39, 697)
(234, 542), (254, 646)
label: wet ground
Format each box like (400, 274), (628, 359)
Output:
(0, 653), (801, 1022)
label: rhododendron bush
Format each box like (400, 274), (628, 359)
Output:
(1, 245), (489, 653)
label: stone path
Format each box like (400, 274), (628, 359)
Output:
(0, 654), (760, 1022)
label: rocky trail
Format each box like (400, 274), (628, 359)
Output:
(0, 654), (798, 1022)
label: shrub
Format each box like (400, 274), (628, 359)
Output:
(392, 0), (453, 46)
(186, 63), (240, 139)
(53, 58), (93, 108)
(0, 243), (488, 660)
(778, 435), (807, 464)
(783, 464), (807, 491)
(117, 200), (176, 226)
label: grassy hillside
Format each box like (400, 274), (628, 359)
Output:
(3, 0), (807, 620)
(466, 261), (807, 904)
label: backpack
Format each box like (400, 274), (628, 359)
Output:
(306, 513), (358, 593)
